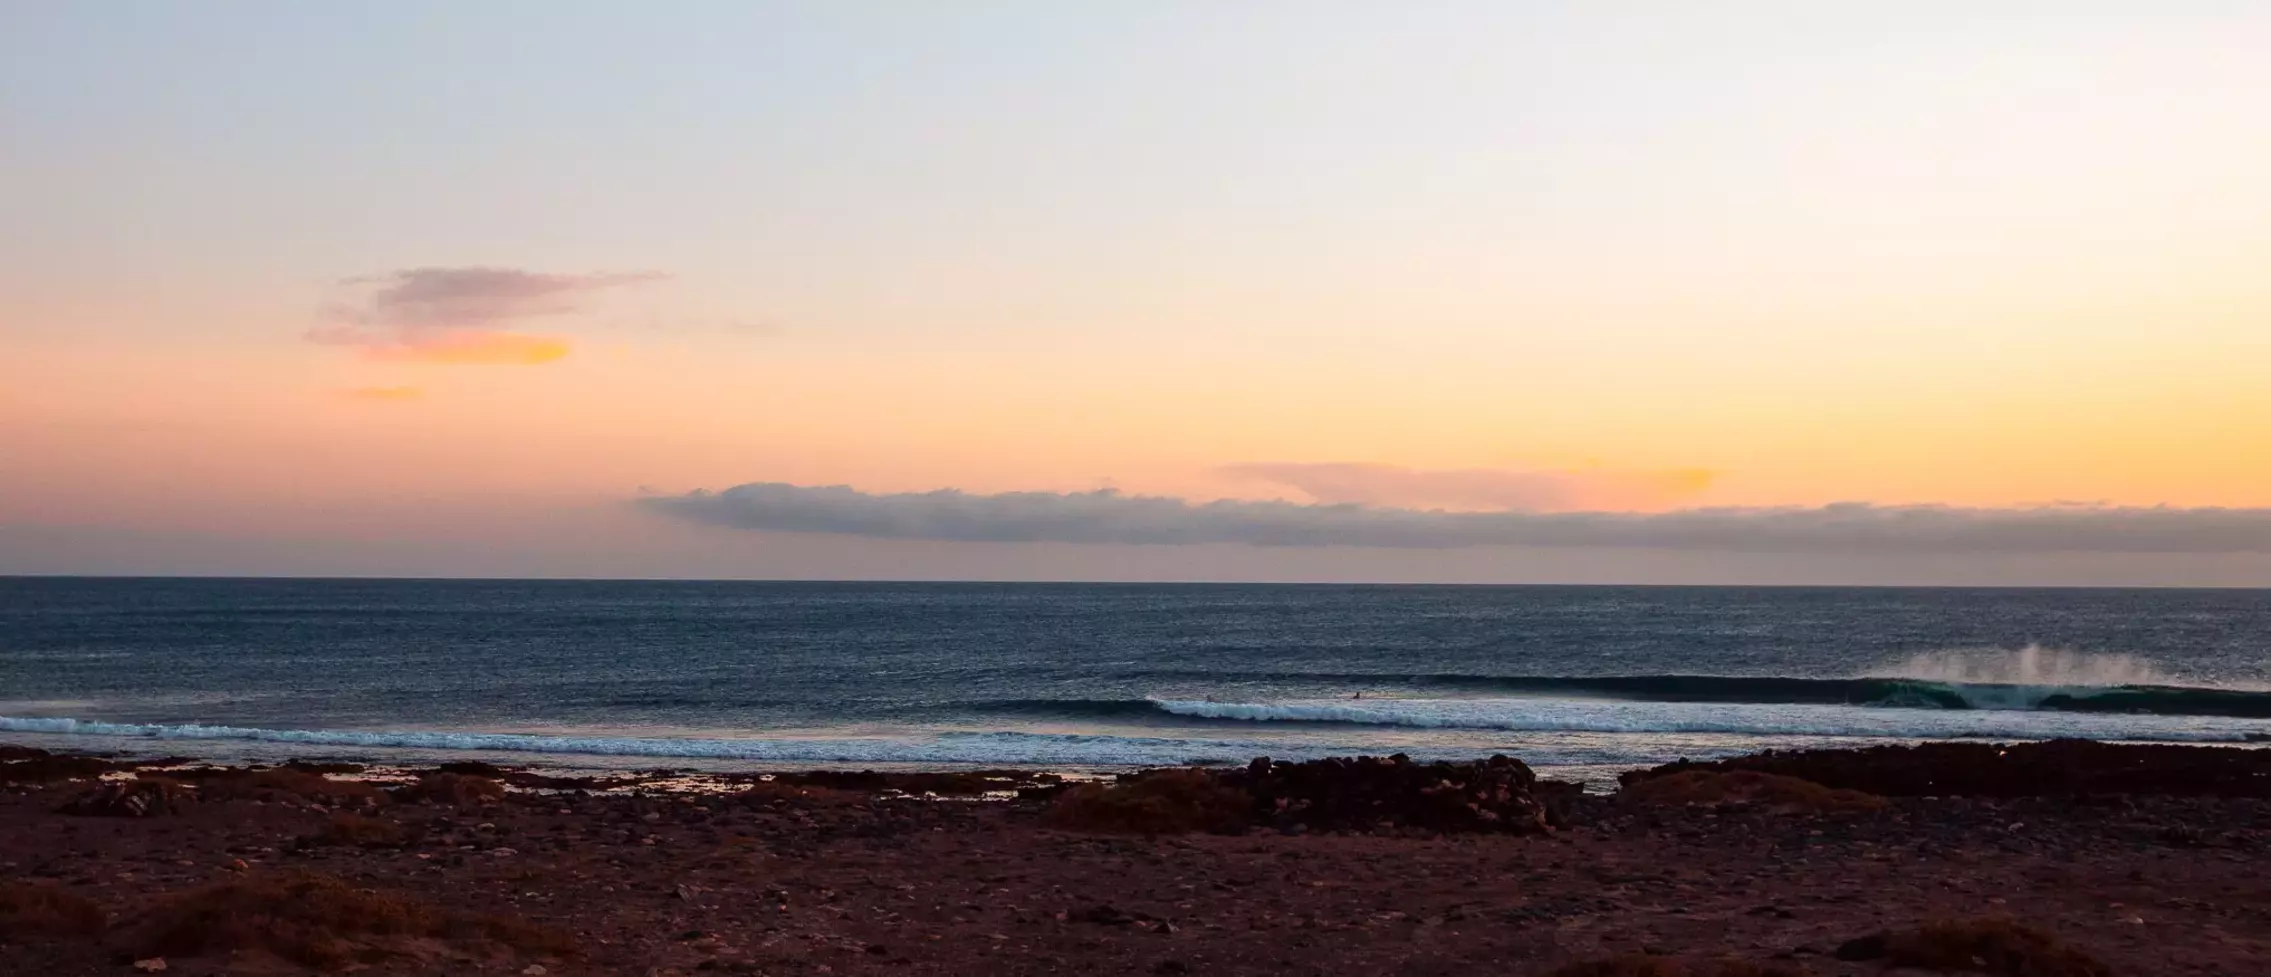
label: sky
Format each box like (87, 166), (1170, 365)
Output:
(5, 2), (2271, 585)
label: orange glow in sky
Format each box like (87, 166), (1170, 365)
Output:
(5, 5), (2271, 582)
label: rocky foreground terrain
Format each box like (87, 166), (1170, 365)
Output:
(3, 741), (2269, 976)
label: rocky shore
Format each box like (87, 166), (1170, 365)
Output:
(3, 741), (2268, 975)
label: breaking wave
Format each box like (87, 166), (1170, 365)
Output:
(0, 716), (1299, 767)
(1137, 697), (2271, 742)
(8, 699), (2271, 769)
(975, 678), (2271, 721)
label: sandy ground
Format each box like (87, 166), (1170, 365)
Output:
(3, 762), (2269, 976)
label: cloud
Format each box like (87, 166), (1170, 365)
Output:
(640, 482), (2271, 554)
(309, 266), (664, 364)
(340, 385), (424, 402)
(1221, 462), (1713, 511)
(340, 267), (666, 327)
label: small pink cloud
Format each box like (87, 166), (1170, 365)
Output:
(1220, 462), (1715, 512)
(309, 266), (664, 365)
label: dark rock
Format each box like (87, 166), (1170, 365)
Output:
(392, 772), (505, 807)
(1833, 933), (1888, 961)
(0, 755), (117, 783)
(1532, 779), (1587, 827)
(1216, 753), (1549, 836)
(767, 769), (1052, 796)
(57, 779), (197, 817)
(1069, 905), (1138, 926)
(1622, 739), (2271, 799)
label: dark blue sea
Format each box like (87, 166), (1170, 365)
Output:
(4, 579), (2269, 781)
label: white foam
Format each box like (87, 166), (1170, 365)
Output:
(1148, 697), (2271, 742)
(0, 716), (1337, 767)
(6, 699), (2266, 772)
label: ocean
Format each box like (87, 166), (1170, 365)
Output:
(4, 578), (2269, 783)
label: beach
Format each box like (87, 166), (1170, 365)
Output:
(10, 581), (2271, 974)
(4, 742), (2268, 976)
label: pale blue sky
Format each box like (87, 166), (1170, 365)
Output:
(14, 2), (2263, 338)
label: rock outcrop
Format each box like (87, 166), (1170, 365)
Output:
(1622, 739), (2271, 798)
(57, 779), (197, 817)
(1219, 754), (1550, 835)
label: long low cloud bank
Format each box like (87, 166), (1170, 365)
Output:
(639, 483), (2271, 553)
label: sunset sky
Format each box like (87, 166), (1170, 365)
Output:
(6, 2), (2271, 584)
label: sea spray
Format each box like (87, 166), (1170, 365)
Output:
(1865, 645), (2176, 688)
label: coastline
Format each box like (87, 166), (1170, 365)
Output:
(5, 741), (2270, 975)
(0, 727), (1648, 793)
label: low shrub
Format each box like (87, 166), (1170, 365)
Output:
(283, 760), (367, 775)
(0, 884), (104, 941)
(392, 772), (506, 807)
(188, 768), (385, 806)
(1837, 917), (2113, 977)
(1620, 770), (1886, 813)
(116, 870), (573, 969)
(304, 812), (413, 848)
(0, 755), (117, 783)
(56, 779), (197, 818)
(727, 780), (870, 809)
(1540, 955), (1805, 977)
(1224, 754), (1550, 835)
(1042, 769), (1253, 835)
(771, 769), (1052, 796)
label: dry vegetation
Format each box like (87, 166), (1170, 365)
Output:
(55, 779), (199, 818)
(180, 768), (386, 806)
(727, 780), (871, 808)
(115, 870), (574, 970)
(391, 772), (506, 807)
(768, 768), (1060, 796)
(0, 755), (117, 784)
(1838, 917), (2114, 977)
(1042, 769), (1254, 834)
(302, 812), (413, 849)
(0, 884), (105, 942)
(1538, 957), (1806, 977)
(282, 761), (367, 775)
(1619, 770), (1888, 813)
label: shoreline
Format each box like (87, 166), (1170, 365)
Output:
(0, 728), (1644, 792)
(6, 740), (2271, 974)
(11, 722), (2268, 795)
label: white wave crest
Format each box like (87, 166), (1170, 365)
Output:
(0, 716), (1319, 767)
(6, 702), (2267, 771)
(1148, 697), (2271, 742)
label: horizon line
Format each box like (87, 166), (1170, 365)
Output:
(3, 573), (2265, 592)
